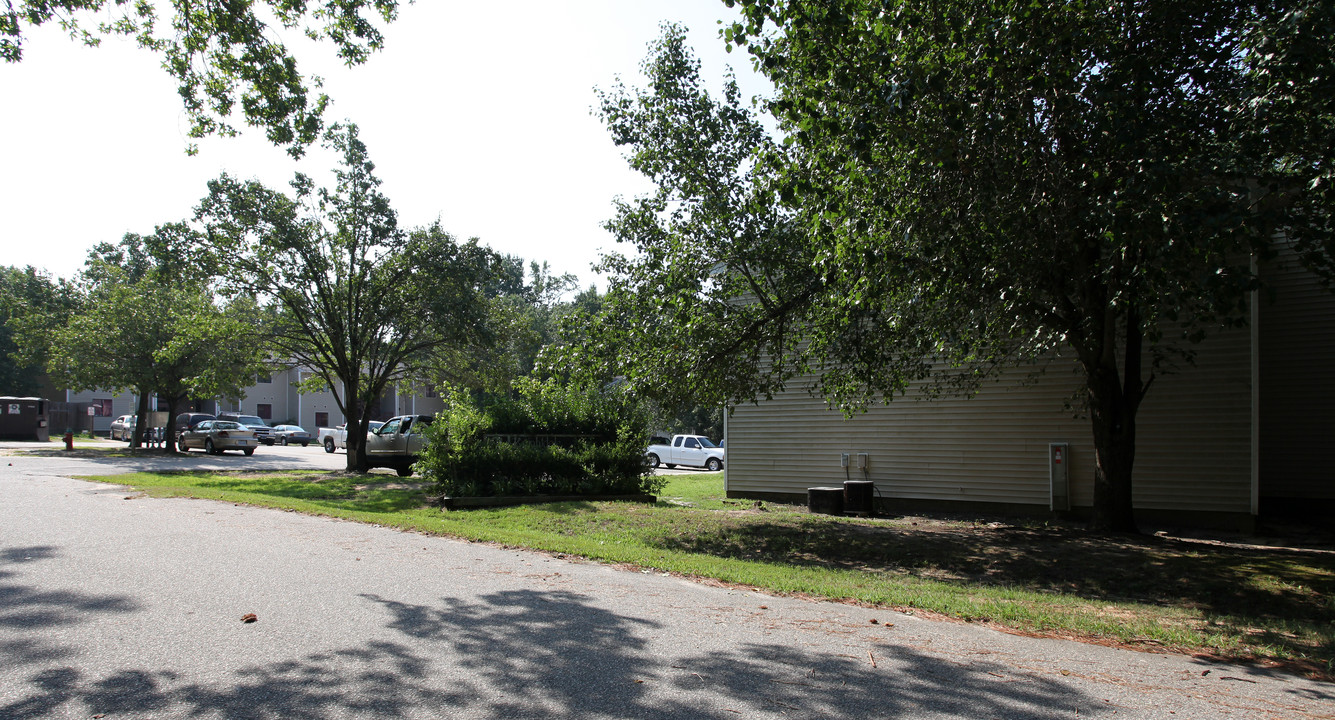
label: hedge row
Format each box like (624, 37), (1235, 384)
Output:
(416, 380), (660, 498)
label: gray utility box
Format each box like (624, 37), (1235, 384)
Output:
(1049, 442), (1070, 511)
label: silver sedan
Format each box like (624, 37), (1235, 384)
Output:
(179, 420), (258, 456)
(271, 424), (314, 447)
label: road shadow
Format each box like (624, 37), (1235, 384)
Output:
(0, 641), (469, 720)
(3, 584), (1106, 718)
(0, 544), (141, 675)
(360, 589), (1107, 719)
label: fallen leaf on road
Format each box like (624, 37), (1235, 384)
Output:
(241, 613), (258, 623)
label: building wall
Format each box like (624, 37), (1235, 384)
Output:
(60, 370), (442, 436)
(1258, 243), (1335, 505)
(726, 326), (1253, 522)
(62, 389), (141, 433)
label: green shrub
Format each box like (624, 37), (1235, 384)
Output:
(415, 380), (661, 498)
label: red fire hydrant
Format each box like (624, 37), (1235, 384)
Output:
(63, 432), (74, 451)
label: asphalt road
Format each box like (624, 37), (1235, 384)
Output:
(0, 446), (1330, 719)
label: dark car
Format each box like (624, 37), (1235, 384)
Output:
(216, 412), (275, 445)
(271, 424), (313, 447)
(174, 413), (215, 444)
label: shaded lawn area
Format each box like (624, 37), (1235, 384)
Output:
(89, 469), (1334, 678)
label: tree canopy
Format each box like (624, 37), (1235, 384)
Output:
(46, 229), (265, 448)
(2, 0), (399, 156)
(0, 265), (77, 395)
(197, 123), (499, 471)
(569, 4), (1334, 530)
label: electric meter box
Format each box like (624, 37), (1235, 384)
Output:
(1049, 442), (1070, 511)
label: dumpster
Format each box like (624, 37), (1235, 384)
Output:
(0, 396), (51, 442)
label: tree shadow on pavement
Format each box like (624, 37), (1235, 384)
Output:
(0, 642), (470, 720)
(2, 577), (1105, 718)
(0, 545), (139, 671)
(360, 589), (1108, 719)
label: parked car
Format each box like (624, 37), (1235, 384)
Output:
(318, 421), (384, 453)
(174, 412), (215, 445)
(216, 412), (275, 445)
(179, 420), (257, 455)
(110, 414), (136, 441)
(646, 434), (725, 471)
(271, 424), (313, 447)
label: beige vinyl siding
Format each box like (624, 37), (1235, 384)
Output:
(1132, 325), (1252, 512)
(728, 327), (1252, 515)
(1258, 244), (1335, 500)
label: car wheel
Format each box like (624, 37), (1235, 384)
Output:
(301, 442), (309, 447)
(647, 453), (660, 469)
(205, 439), (217, 455)
(396, 465), (413, 477)
(665, 463), (676, 469)
(324, 438), (336, 453)
(705, 457), (722, 472)
(280, 436), (288, 446)
(243, 448), (254, 456)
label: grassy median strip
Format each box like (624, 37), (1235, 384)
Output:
(89, 469), (1334, 676)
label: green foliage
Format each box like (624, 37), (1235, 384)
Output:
(1, 0), (400, 156)
(416, 380), (659, 498)
(45, 239), (265, 448)
(425, 258), (579, 396)
(576, 6), (1335, 531)
(547, 23), (810, 414)
(198, 123), (499, 470)
(1238, 0), (1335, 280)
(0, 265), (79, 395)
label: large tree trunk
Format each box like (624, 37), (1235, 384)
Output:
(341, 380), (371, 473)
(129, 390), (151, 449)
(1086, 315), (1146, 532)
(163, 395), (183, 452)
(347, 419), (370, 472)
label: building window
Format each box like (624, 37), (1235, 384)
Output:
(424, 383), (437, 398)
(156, 396), (171, 411)
(256, 404), (272, 420)
(257, 373), (272, 384)
(93, 399), (113, 416)
(315, 412), (329, 428)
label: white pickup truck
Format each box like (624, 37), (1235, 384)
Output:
(646, 434), (725, 471)
(317, 420), (383, 453)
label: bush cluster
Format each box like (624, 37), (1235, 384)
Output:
(415, 379), (661, 498)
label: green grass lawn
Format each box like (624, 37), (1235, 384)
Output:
(87, 469), (1334, 678)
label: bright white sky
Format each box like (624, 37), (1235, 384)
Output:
(0, 0), (771, 288)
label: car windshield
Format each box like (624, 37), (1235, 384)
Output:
(213, 421), (242, 430)
(697, 438), (718, 448)
(235, 416), (266, 425)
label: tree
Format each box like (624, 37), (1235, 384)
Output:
(46, 227), (264, 449)
(1238, 0), (1335, 277)
(424, 256), (579, 397)
(2, 0), (400, 156)
(197, 123), (498, 471)
(0, 265), (78, 395)
(571, 6), (1332, 532)
(551, 24), (817, 414)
